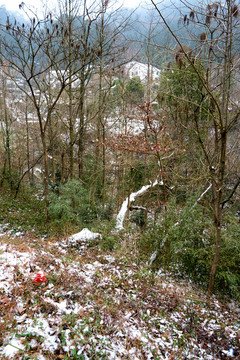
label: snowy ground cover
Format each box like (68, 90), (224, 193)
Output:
(0, 233), (239, 360)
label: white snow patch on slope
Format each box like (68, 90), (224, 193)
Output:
(68, 228), (102, 245)
(2, 338), (25, 358)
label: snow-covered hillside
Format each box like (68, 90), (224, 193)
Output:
(0, 233), (239, 360)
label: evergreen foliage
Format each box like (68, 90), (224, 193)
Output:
(139, 197), (240, 299)
(159, 62), (212, 126)
(126, 76), (145, 105)
(48, 179), (101, 225)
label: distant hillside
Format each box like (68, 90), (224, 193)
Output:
(0, 1), (201, 69)
(0, 5), (25, 26)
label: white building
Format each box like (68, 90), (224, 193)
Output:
(124, 61), (160, 82)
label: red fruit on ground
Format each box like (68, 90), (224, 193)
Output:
(33, 271), (47, 283)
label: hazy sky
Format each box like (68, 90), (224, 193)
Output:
(0, 0), (145, 12)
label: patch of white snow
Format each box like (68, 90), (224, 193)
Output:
(68, 228), (102, 246)
(1, 338), (25, 358)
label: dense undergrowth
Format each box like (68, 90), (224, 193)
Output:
(0, 180), (113, 237)
(137, 198), (240, 300)
(0, 187), (46, 235)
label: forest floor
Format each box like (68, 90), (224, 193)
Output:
(0, 230), (239, 360)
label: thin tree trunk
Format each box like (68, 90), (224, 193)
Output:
(25, 102), (31, 184)
(48, 112), (56, 184)
(0, 159), (7, 187)
(68, 0), (74, 179)
(78, 77), (85, 179)
(69, 80), (74, 179)
(102, 123), (106, 206)
(2, 77), (12, 189)
(208, 131), (227, 296)
(40, 129), (50, 220)
(61, 152), (65, 184)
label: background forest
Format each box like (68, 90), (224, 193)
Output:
(0, 0), (239, 300)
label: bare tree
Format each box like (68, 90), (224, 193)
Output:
(0, 63), (13, 188)
(90, 0), (132, 205)
(0, 5), (94, 212)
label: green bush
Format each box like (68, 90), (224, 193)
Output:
(126, 76), (144, 105)
(215, 216), (240, 298)
(0, 168), (20, 190)
(48, 179), (114, 229)
(0, 186), (46, 234)
(130, 210), (146, 228)
(100, 235), (117, 251)
(139, 196), (240, 299)
(0, 179), (115, 237)
(48, 180), (98, 224)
